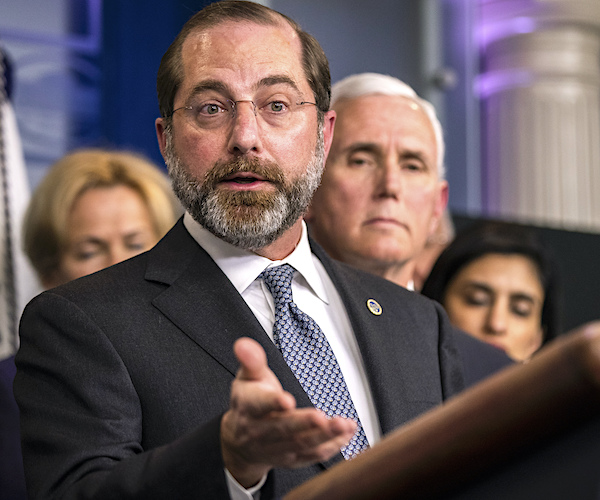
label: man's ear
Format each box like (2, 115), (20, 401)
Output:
(429, 180), (449, 236)
(306, 110), (335, 224)
(155, 117), (167, 158)
(322, 110), (336, 159)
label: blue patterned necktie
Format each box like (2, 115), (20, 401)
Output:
(260, 263), (369, 459)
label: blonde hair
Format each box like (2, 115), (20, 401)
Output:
(24, 148), (180, 282)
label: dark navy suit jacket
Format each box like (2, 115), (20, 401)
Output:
(1, 355), (27, 499)
(15, 220), (509, 499)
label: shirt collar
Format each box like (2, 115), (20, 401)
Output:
(183, 212), (329, 303)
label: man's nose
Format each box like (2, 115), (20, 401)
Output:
(227, 101), (263, 155)
(375, 158), (402, 198)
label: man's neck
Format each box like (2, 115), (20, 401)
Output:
(374, 261), (415, 289)
(251, 220), (304, 261)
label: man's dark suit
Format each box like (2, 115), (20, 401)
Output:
(15, 220), (503, 499)
(0, 356), (27, 499)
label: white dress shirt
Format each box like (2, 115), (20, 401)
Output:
(183, 214), (381, 499)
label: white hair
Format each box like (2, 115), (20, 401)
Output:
(331, 73), (445, 178)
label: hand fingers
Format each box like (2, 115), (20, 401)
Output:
(247, 411), (358, 468)
(271, 408), (356, 445)
(277, 413), (357, 461)
(234, 337), (271, 382)
(230, 377), (296, 416)
(225, 338), (362, 477)
(232, 337), (296, 414)
(230, 406), (357, 460)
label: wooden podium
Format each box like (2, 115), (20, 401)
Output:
(285, 327), (600, 500)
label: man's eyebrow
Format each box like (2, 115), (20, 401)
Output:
(344, 144), (429, 160)
(399, 150), (429, 164)
(187, 76), (302, 99)
(257, 75), (301, 93)
(344, 142), (381, 155)
(188, 80), (231, 98)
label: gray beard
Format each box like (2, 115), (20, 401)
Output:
(164, 124), (325, 251)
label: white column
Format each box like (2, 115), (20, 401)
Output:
(477, 0), (600, 232)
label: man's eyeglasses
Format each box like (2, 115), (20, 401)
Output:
(168, 98), (317, 130)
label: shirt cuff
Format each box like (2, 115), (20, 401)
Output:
(225, 468), (268, 500)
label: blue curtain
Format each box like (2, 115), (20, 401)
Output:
(100, 0), (211, 168)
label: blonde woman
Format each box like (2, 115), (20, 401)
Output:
(24, 148), (180, 288)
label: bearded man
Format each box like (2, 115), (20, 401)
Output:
(14, 2), (507, 500)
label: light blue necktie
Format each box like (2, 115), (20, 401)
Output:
(260, 264), (369, 459)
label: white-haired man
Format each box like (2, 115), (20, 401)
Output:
(307, 72), (511, 388)
(307, 72), (448, 289)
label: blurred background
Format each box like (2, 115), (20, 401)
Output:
(1, 0), (598, 330)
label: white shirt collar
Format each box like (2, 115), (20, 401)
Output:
(183, 212), (329, 303)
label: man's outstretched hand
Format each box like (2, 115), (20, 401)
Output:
(221, 337), (357, 488)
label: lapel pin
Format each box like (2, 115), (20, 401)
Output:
(366, 298), (382, 316)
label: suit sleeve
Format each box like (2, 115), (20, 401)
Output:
(433, 300), (513, 396)
(450, 327), (514, 388)
(0, 356), (27, 499)
(15, 291), (231, 500)
(433, 300), (468, 400)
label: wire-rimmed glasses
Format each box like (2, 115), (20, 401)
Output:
(168, 97), (317, 130)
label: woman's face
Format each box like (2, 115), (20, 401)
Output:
(443, 253), (545, 362)
(46, 185), (159, 288)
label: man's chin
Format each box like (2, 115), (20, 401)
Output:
(204, 222), (284, 251)
(210, 189), (279, 209)
(220, 206), (273, 225)
(359, 243), (412, 268)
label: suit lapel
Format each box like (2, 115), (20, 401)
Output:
(144, 221), (314, 409)
(311, 240), (443, 435)
(312, 243), (396, 433)
(142, 223), (417, 469)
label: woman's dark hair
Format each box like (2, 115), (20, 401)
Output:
(421, 219), (561, 344)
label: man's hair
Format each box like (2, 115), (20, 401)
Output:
(330, 73), (446, 178)
(23, 148), (180, 283)
(157, 0), (331, 120)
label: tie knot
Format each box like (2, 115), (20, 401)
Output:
(260, 264), (295, 300)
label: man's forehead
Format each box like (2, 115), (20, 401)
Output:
(337, 96), (430, 133)
(179, 20), (308, 95)
(181, 20), (301, 63)
(334, 94), (426, 118)
(331, 95), (438, 165)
